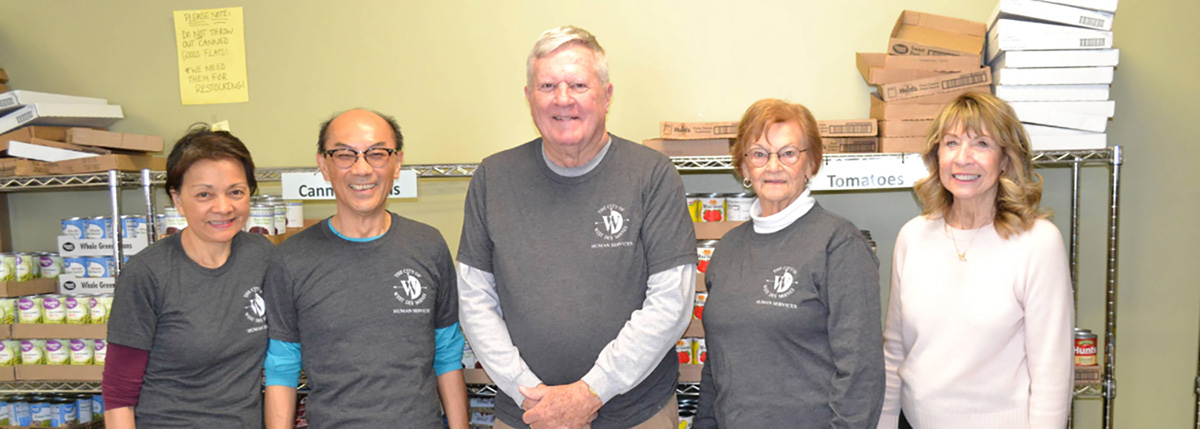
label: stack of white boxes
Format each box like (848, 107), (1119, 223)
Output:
(986, 0), (1119, 150)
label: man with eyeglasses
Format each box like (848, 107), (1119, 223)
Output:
(262, 109), (469, 428)
(457, 27), (696, 429)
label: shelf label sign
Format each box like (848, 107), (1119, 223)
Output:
(281, 170), (418, 200)
(809, 153), (930, 191)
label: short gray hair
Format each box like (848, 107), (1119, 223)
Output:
(526, 26), (609, 86)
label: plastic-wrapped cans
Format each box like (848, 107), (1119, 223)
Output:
(696, 240), (718, 274)
(693, 292), (708, 320)
(723, 192), (755, 221)
(698, 193), (725, 222)
(69, 339), (93, 365)
(84, 216), (112, 239)
(41, 295), (66, 324)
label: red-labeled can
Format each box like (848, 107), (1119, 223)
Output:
(693, 338), (707, 364)
(693, 292), (708, 320)
(1074, 328), (1098, 366)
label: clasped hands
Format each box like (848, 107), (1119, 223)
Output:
(518, 381), (603, 429)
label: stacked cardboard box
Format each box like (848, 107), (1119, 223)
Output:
(819, 119), (879, 154)
(987, 0), (1118, 150)
(0, 67), (8, 94)
(0, 90), (164, 177)
(648, 119), (879, 156)
(858, 10), (991, 153)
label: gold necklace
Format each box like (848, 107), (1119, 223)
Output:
(945, 221), (982, 262)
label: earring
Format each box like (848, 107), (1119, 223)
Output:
(742, 178), (752, 188)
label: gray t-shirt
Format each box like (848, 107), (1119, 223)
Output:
(694, 204), (885, 428)
(107, 231), (281, 428)
(458, 136), (696, 428)
(265, 212), (458, 427)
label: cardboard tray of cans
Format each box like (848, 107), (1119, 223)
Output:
(0, 279), (57, 298)
(15, 364), (103, 381)
(10, 324), (106, 339)
(694, 222), (744, 240)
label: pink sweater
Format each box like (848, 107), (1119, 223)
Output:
(878, 216), (1074, 429)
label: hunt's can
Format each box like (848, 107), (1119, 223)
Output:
(14, 253), (37, 281)
(85, 256), (114, 278)
(89, 295), (113, 325)
(92, 340), (108, 365)
(0, 253), (14, 281)
(17, 296), (43, 324)
(64, 296), (89, 324)
(0, 298), (14, 324)
(692, 338), (707, 364)
(41, 295), (66, 324)
(693, 292), (708, 320)
(723, 192), (756, 221)
(676, 338), (693, 364)
(1075, 329), (1098, 366)
(248, 204), (274, 236)
(61, 217), (86, 239)
(685, 193), (702, 222)
(37, 253), (62, 280)
(696, 240), (718, 274)
(20, 340), (46, 365)
(286, 200), (305, 228)
(44, 339), (70, 365)
(698, 193), (725, 222)
(121, 215), (148, 239)
(69, 340), (93, 365)
(85, 216), (112, 239)
(0, 340), (21, 366)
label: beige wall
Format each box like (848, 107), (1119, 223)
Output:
(2, 1), (1196, 427)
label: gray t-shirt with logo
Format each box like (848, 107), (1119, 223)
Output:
(265, 212), (458, 427)
(694, 204), (885, 428)
(458, 136), (696, 428)
(107, 231), (281, 428)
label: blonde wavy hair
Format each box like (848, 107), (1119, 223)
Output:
(912, 92), (1047, 239)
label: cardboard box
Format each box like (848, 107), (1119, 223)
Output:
(67, 128), (165, 152)
(1011, 103), (1109, 132)
(0, 325), (10, 339)
(880, 137), (928, 153)
(880, 120), (935, 138)
(0, 125), (77, 144)
(0, 158), (54, 177)
(989, 49), (1119, 69)
(992, 66), (1113, 85)
(694, 221), (744, 240)
(0, 90), (108, 115)
(1010, 101), (1115, 117)
(879, 69), (992, 102)
(817, 119), (877, 137)
(11, 323), (107, 339)
(16, 364), (104, 381)
(869, 94), (947, 121)
(0, 366), (13, 382)
(823, 137), (879, 154)
(889, 10), (987, 57)
(1042, 0), (1118, 13)
(0, 278), (58, 297)
(0, 103), (124, 135)
(659, 121), (739, 140)
(642, 138), (732, 157)
(3, 140), (99, 162)
(1029, 132), (1107, 150)
(856, 53), (981, 84)
(989, 0), (1114, 31)
(48, 153), (166, 175)
(986, 19), (1112, 63)
(696, 272), (706, 292)
(993, 84), (1110, 102)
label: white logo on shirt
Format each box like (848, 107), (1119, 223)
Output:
(392, 269), (429, 308)
(243, 286), (267, 328)
(762, 266), (798, 299)
(593, 204), (630, 241)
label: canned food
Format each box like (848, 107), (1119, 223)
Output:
(676, 338), (693, 364)
(679, 412), (694, 429)
(723, 192), (755, 221)
(164, 207), (187, 235)
(62, 257), (87, 278)
(84, 216), (112, 239)
(0, 298), (15, 324)
(1075, 328), (1098, 366)
(92, 340), (108, 365)
(154, 213), (166, 238)
(28, 398), (50, 427)
(61, 217), (86, 239)
(248, 204), (274, 235)
(37, 253), (62, 280)
(271, 198), (287, 236)
(121, 215), (148, 239)
(685, 194), (702, 222)
(692, 338), (707, 364)
(17, 296), (43, 324)
(11, 395), (32, 426)
(0, 340), (21, 366)
(698, 194), (725, 222)
(91, 394), (104, 416)
(14, 253), (37, 281)
(64, 296), (89, 324)
(44, 339), (70, 365)
(51, 398), (76, 427)
(89, 295), (113, 325)
(693, 292), (708, 320)
(85, 256), (114, 278)
(75, 394), (93, 424)
(69, 340), (93, 365)
(41, 295), (66, 324)
(0, 396), (9, 425)
(0, 253), (14, 281)
(286, 201), (305, 228)
(20, 340), (46, 365)
(696, 240), (718, 274)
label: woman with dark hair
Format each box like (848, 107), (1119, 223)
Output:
(102, 126), (285, 428)
(694, 98), (884, 428)
(878, 92), (1074, 429)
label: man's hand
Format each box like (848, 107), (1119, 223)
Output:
(520, 381), (602, 429)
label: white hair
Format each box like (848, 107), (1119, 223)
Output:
(525, 26), (609, 86)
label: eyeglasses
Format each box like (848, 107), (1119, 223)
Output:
(322, 148), (398, 169)
(744, 146), (808, 167)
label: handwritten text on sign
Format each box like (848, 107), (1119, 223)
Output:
(173, 7), (249, 105)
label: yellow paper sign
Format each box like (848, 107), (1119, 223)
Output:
(173, 7), (249, 105)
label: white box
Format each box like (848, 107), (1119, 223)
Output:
(0, 103), (124, 135)
(994, 84), (1110, 101)
(0, 90), (108, 115)
(1035, 0), (1117, 13)
(1026, 125), (1107, 150)
(989, 0), (1115, 31)
(4, 140), (98, 162)
(1009, 101), (1114, 117)
(989, 49), (1119, 68)
(987, 20), (1113, 62)
(992, 66), (1113, 85)
(57, 235), (149, 257)
(1011, 103), (1108, 132)
(57, 275), (115, 295)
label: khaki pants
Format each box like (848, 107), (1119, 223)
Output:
(494, 394), (679, 429)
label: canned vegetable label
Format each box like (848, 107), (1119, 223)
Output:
(0, 254), (14, 281)
(69, 340), (93, 365)
(693, 292), (708, 320)
(696, 240), (718, 274)
(84, 217), (112, 239)
(38, 254), (62, 279)
(676, 339), (692, 364)
(1075, 332), (1098, 366)
(44, 339), (70, 365)
(699, 195), (725, 222)
(17, 297), (43, 324)
(724, 193), (756, 222)
(0, 340), (19, 366)
(20, 340), (46, 365)
(85, 257), (114, 278)
(93, 340), (108, 364)
(64, 297), (89, 324)
(41, 295), (66, 324)
(692, 338), (707, 364)
(62, 218), (86, 239)
(63, 257), (87, 278)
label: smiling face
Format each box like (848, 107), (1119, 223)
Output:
(170, 158), (251, 246)
(316, 109), (403, 219)
(525, 43), (614, 155)
(937, 122), (1010, 213)
(742, 121), (811, 216)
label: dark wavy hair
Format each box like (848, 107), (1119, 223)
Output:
(166, 124), (257, 197)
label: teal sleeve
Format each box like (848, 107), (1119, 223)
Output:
(434, 322), (465, 376)
(264, 339), (302, 387)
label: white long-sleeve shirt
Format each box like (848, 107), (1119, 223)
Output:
(878, 216), (1074, 429)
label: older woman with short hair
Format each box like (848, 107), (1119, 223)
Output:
(695, 98), (884, 428)
(878, 92), (1074, 429)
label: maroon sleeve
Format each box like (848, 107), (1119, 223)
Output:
(101, 343), (150, 410)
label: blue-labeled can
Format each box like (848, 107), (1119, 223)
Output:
(63, 257), (88, 278)
(84, 216), (112, 239)
(61, 217), (86, 239)
(90, 394), (104, 416)
(51, 398), (76, 426)
(85, 256), (114, 279)
(9, 395), (31, 426)
(0, 396), (9, 425)
(74, 394), (93, 424)
(28, 398), (50, 426)
(121, 215), (148, 239)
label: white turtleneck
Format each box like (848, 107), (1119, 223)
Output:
(750, 188), (816, 234)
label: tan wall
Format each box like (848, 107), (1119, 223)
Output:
(2, 1), (1196, 427)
